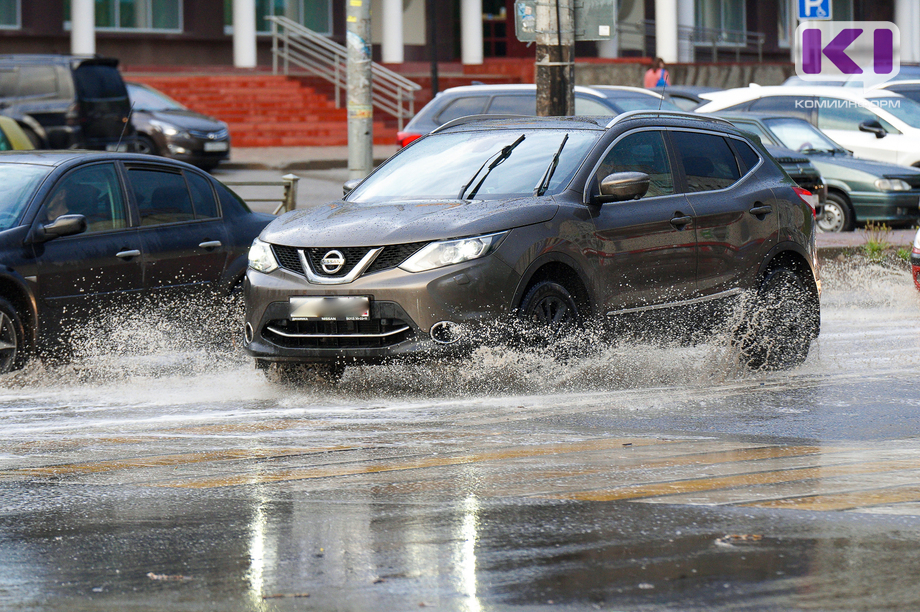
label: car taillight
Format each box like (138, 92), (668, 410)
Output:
(913, 265), (920, 291)
(397, 131), (422, 148)
(793, 186), (817, 218)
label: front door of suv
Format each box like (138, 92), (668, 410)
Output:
(588, 129), (698, 312)
(670, 129), (777, 297)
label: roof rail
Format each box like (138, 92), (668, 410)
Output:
(606, 110), (735, 129)
(431, 114), (535, 134)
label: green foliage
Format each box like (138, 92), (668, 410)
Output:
(861, 221), (891, 261)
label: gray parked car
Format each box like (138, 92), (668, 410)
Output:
(245, 113), (821, 382)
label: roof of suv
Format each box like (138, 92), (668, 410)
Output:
(430, 111), (740, 136)
(0, 54), (119, 67)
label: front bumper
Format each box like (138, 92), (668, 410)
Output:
(244, 255), (519, 364)
(850, 191), (920, 224)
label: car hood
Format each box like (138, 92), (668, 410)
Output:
(806, 151), (920, 178)
(262, 198), (559, 247)
(137, 109), (226, 130)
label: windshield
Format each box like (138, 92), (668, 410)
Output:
(763, 117), (843, 152)
(127, 83), (186, 112)
(348, 128), (601, 202)
(0, 164), (51, 231)
(867, 96), (920, 128)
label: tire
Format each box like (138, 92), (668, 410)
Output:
(817, 192), (855, 233)
(516, 280), (583, 349)
(135, 134), (159, 156)
(738, 266), (819, 371)
(0, 297), (27, 373)
(20, 126), (43, 149)
(260, 361), (345, 385)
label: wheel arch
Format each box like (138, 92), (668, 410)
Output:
(513, 253), (594, 317)
(0, 270), (39, 350)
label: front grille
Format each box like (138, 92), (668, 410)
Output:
(262, 318), (415, 349)
(271, 242), (430, 279)
(189, 128), (230, 140)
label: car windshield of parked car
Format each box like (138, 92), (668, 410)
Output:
(127, 83), (185, 112)
(763, 117), (844, 153)
(348, 128), (601, 202)
(0, 164), (50, 231)
(867, 96), (920, 128)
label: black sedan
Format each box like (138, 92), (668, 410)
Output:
(0, 151), (273, 373)
(127, 82), (231, 171)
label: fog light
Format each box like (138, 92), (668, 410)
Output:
(245, 322), (254, 343)
(430, 321), (463, 345)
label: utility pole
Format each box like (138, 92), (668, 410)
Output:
(347, 0), (373, 180)
(535, 0), (574, 116)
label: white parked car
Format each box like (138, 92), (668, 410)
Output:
(696, 86), (920, 167)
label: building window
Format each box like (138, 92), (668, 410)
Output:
(695, 0), (746, 46)
(64, 0), (181, 31)
(223, 0), (332, 35)
(0, 0), (19, 28)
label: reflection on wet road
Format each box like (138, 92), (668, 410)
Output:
(2, 259), (920, 610)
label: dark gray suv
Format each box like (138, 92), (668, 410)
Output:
(245, 113), (821, 381)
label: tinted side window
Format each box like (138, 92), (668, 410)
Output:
(187, 172), (219, 219)
(17, 66), (58, 99)
(44, 164), (128, 233)
(731, 138), (761, 174)
(574, 96), (617, 116)
(73, 64), (128, 100)
(816, 98), (897, 132)
(0, 129), (10, 151)
(597, 130), (674, 197)
(671, 131), (741, 192)
(486, 95), (536, 115)
(127, 169), (195, 225)
(434, 96), (488, 125)
(748, 96), (812, 121)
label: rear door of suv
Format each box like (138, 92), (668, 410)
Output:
(669, 129), (778, 298)
(72, 59), (134, 150)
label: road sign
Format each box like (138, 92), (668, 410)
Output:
(798, 0), (831, 21)
(514, 0), (616, 42)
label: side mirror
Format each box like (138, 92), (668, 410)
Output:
(858, 120), (887, 139)
(342, 179), (361, 196)
(35, 214), (87, 242)
(593, 172), (650, 204)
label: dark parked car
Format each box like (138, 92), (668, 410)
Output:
(127, 82), (231, 171)
(245, 113), (821, 382)
(652, 85), (722, 111)
(0, 152), (273, 373)
(0, 54), (135, 151)
(396, 84), (682, 147)
(717, 112), (920, 232)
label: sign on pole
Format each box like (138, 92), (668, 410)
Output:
(798, 0), (831, 21)
(515, 0), (616, 42)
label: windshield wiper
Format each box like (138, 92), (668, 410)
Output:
(800, 147), (835, 154)
(458, 134), (526, 200)
(533, 134), (569, 196)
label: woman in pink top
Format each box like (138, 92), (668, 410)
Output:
(643, 58), (671, 88)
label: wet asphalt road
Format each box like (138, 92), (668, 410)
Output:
(2, 170), (920, 610)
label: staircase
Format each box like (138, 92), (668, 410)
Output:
(125, 74), (393, 147)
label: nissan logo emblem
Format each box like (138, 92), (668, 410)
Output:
(320, 250), (346, 274)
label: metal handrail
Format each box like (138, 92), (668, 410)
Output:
(223, 174), (299, 215)
(268, 15), (421, 131)
(621, 20), (765, 63)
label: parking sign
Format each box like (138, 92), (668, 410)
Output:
(798, 0), (831, 20)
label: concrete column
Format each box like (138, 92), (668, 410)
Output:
(233, 0), (257, 68)
(896, 0), (920, 64)
(677, 0), (694, 63)
(71, 0), (95, 55)
(461, 0), (483, 65)
(654, 0), (679, 63)
(382, 0), (404, 64)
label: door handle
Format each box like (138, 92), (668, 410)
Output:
(670, 214), (693, 229)
(198, 240), (222, 249)
(116, 249), (141, 259)
(749, 204), (773, 217)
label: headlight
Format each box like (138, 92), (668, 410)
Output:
(875, 178), (911, 191)
(149, 119), (190, 139)
(399, 231), (507, 273)
(248, 238), (278, 273)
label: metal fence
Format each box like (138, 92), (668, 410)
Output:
(223, 174), (300, 215)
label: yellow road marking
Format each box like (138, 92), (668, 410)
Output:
(744, 485), (920, 511)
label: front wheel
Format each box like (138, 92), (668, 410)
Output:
(817, 193), (855, 233)
(0, 297), (27, 374)
(135, 134), (159, 156)
(737, 266), (819, 371)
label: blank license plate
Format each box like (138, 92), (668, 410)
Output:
(290, 296), (370, 321)
(204, 141), (229, 152)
